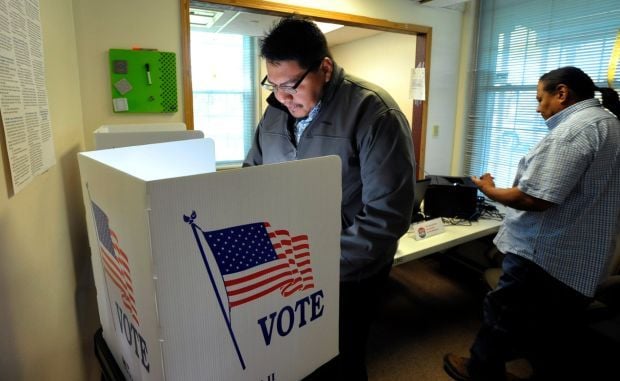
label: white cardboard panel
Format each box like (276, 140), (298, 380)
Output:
(95, 130), (204, 150)
(148, 158), (341, 380)
(79, 152), (164, 381)
(96, 122), (186, 133)
(94, 122), (203, 149)
(82, 139), (216, 181)
(78, 140), (341, 381)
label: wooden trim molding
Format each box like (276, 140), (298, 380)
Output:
(412, 33), (431, 179)
(191, 0), (431, 34)
(181, 0), (194, 130)
(181, 0), (431, 176)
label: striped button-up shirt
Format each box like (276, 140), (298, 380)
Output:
(294, 101), (321, 144)
(494, 98), (620, 296)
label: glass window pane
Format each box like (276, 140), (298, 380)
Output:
(465, 0), (620, 188)
(190, 28), (257, 164)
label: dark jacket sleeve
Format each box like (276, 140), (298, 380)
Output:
(340, 109), (415, 280)
(243, 116), (265, 167)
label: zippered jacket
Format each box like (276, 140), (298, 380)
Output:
(244, 63), (415, 281)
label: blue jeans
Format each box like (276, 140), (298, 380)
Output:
(468, 253), (591, 380)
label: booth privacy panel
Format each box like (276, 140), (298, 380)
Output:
(78, 139), (341, 380)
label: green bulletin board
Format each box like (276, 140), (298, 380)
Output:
(109, 49), (178, 113)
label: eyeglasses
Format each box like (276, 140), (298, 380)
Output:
(260, 61), (320, 95)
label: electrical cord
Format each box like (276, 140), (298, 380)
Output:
(477, 197), (505, 221)
(441, 217), (473, 226)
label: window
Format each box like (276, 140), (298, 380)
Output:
(190, 28), (258, 165)
(464, 0), (620, 187)
(182, 1), (430, 175)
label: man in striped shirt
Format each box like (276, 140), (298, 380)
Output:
(444, 66), (620, 380)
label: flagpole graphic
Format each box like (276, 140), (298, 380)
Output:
(184, 211), (316, 370)
(184, 211), (246, 370)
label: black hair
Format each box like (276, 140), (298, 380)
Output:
(260, 16), (332, 70)
(598, 87), (620, 119)
(540, 66), (620, 119)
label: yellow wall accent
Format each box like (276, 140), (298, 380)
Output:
(608, 29), (620, 88)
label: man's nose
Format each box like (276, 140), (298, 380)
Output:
(275, 88), (293, 101)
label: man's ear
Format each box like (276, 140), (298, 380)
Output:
(322, 57), (334, 82)
(556, 84), (570, 104)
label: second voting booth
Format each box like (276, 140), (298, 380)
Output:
(92, 122), (204, 149)
(78, 139), (341, 380)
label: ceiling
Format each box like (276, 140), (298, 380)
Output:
(189, 8), (384, 47)
(416, 0), (469, 9)
(189, 0), (471, 45)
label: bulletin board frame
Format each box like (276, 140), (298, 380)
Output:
(109, 49), (178, 113)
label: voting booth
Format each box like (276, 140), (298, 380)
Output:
(78, 139), (341, 381)
(93, 122), (204, 149)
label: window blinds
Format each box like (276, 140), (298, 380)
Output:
(463, 0), (620, 188)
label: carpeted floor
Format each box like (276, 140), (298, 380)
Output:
(366, 255), (532, 381)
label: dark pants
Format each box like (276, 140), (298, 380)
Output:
(304, 263), (392, 381)
(468, 253), (592, 380)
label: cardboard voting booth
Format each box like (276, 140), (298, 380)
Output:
(94, 122), (204, 149)
(78, 139), (341, 381)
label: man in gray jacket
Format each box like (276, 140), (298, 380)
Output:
(244, 16), (415, 380)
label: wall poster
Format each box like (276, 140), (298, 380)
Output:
(0, 0), (55, 195)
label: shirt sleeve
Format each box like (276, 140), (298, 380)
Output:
(517, 133), (592, 204)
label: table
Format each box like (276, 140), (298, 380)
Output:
(394, 216), (503, 266)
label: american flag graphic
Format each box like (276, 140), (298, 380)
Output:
(92, 202), (139, 326)
(200, 221), (315, 308)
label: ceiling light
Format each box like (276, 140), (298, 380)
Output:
(315, 21), (344, 34)
(189, 9), (223, 28)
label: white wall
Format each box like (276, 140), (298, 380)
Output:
(451, 0), (478, 176)
(72, 0), (185, 150)
(72, 0), (465, 171)
(270, 0), (465, 175)
(0, 0), (98, 379)
(0, 0), (468, 379)
(332, 32), (416, 127)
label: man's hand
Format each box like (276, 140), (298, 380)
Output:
(471, 172), (554, 211)
(471, 173), (495, 193)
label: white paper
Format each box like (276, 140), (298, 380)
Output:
(411, 217), (445, 240)
(0, 0), (56, 194)
(112, 98), (128, 112)
(410, 66), (426, 101)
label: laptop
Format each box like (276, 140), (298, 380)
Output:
(412, 178), (431, 222)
